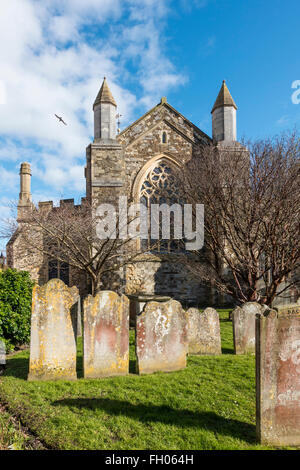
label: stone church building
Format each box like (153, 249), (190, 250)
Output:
(7, 79), (250, 306)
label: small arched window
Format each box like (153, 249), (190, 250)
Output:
(162, 132), (167, 144)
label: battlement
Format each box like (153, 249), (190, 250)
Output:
(38, 201), (54, 211)
(37, 197), (87, 213)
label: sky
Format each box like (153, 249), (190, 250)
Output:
(0, 0), (300, 251)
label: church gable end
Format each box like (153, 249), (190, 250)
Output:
(118, 100), (211, 199)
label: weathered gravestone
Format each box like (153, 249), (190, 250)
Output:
(28, 279), (79, 381)
(256, 303), (300, 446)
(232, 302), (263, 354)
(136, 299), (187, 374)
(83, 291), (129, 378)
(186, 307), (221, 355)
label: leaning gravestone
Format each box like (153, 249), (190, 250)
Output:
(256, 303), (300, 446)
(28, 279), (79, 381)
(232, 302), (263, 354)
(186, 307), (221, 355)
(83, 291), (129, 378)
(136, 299), (187, 374)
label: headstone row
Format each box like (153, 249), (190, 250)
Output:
(26, 279), (300, 445)
(28, 279), (223, 381)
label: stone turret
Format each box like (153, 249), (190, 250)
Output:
(93, 77), (117, 142)
(86, 77), (124, 207)
(211, 80), (237, 143)
(18, 162), (33, 220)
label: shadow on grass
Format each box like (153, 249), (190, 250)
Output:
(129, 359), (136, 374)
(77, 353), (83, 379)
(52, 397), (256, 443)
(221, 347), (234, 355)
(4, 353), (85, 380)
(3, 356), (29, 380)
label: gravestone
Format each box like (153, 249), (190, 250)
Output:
(186, 307), (221, 355)
(256, 303), (300, 446)
(232, 302), (262, 354)
(75, 296), (82, 337)
(136, 299), (187, 374)
(127, 294), (171, 326)
(28, 279), (79, 381)
(83, 291), (129, 378)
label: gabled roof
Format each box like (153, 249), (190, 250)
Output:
(118, 97), (212, 142)
(93, 77), (117, 109)
(211, 80), (237, 113)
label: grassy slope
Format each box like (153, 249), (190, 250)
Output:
(0, 406), (29, 450)
(0, 310), (273, 450)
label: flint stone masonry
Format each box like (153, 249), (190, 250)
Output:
(186, 307), (221, 355)
(136, 299), (187, 374)
(256, 307), (300, 446)
(28, 279), (79, 381)
(232, 302), (263, 354)
(83, 291), (129, 378)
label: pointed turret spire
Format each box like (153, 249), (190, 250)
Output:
(93, 77), (117, 110)
(93, 77), (117, 141)
(211, 80), (237, 114)
(211, 80), (237, 142)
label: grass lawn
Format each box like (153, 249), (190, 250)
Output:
(0, 405), (31, 450)
(0, 310), (274, 450)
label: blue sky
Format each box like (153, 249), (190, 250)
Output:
(0, 0), (300, 250)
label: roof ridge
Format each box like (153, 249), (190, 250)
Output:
(118, 99), (211, 142)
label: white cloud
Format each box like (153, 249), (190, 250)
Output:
(0, 0), (187, 215)
(0, 166), (19, 191)
(276, 115), (290, 126)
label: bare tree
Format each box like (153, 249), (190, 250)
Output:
(3, 199), (152, 296)
(179, 131), (300, 306)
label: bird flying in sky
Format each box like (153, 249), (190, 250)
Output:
(54, 114), (67, 125)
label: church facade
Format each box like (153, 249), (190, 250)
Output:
(7, 79), (243, 306)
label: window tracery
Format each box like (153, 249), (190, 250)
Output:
(140, 161), (183, 252)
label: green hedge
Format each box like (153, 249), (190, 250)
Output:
(0, 269), (34, 352)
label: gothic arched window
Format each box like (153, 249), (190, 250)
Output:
(162, 132), (167, 144)
(140, 160), (183, 252)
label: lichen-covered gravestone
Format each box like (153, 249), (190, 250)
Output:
(256, 303), (300, 446)
(186, 307), (221, 355)
(136, 299), (187, 374)
(28, 279), (79, 381)
(232, 302), (262, 354)
(83, 291), (129, 378)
